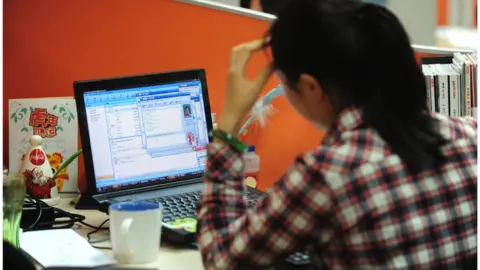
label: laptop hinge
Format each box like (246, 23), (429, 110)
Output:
(93, 177), (203, 203)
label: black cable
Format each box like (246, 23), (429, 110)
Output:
(23, 194), (112, 249)
(23, 194), (109, 231)
(80, 220), (110, 230)
(86, 218), (111, 250)
(53, 207), (112, 249)
(23, 195), (43, 231)
(86, 218), (109, 239)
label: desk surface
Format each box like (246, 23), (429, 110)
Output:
(57, 198), (204, 270)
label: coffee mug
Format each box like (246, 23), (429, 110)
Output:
(109, 201), (162, 264)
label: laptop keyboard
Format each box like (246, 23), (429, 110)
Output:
(154, 191), (200, 222)
(147, 189), (311, 266)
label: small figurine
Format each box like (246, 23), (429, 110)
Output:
(20, 135), (60, 206)
(32, 167), (49, 185)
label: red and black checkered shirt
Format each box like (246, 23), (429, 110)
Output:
(197, 107), (477, 269)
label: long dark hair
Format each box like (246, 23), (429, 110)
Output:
(268, 0), (447, 172)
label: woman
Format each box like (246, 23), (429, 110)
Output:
(197, 0), (477, 269)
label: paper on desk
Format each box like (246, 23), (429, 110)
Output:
(20, 228), (116, 268)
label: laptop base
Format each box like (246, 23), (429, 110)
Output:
(74, 193), (104, 210)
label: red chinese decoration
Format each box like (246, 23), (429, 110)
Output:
(29, 108), (58, 138)
(29, 149), (46, 166)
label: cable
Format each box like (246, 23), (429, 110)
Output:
(80, 220), (110, 230)
(86, 218), (112, 250)
(55, 206), (112, 249)
(22, 194), (109, 231)
(22, 195), (44, 231)
(23, 193), (112, 250)
(86, 218), (109, 239)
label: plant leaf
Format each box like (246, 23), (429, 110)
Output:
(30, 106), (34, 112)
(21, 127), (28, 132)
(59, 107), (66, 113)
(10, 113), (16, 119)
(21, 108), (27, 114)
(14, 118), (17, 123)
(70, 112), (75, 119)
(56, 126), (63, 132)
(68, 118), (71, 123)
(53, 105), (57, 110)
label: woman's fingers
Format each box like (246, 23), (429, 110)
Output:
(240, 39), (266, 51)
(229, 39), (272, 90)
(229, 39), (267, 74)
(231, 39), (265, 55)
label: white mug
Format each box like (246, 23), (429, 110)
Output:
(109, 201), (162, 264)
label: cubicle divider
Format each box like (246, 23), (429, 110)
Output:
(3, 0), (473, 192)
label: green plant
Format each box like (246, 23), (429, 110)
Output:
(51, 149), (83, 181)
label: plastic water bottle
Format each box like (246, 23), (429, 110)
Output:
(211, 113), (217, 130)
(244, 146), (260, 188)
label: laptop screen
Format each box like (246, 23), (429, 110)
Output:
(83, 79), (209, 193)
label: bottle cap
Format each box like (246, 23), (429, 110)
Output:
(244, 177), (257, 188)
(248, 145), (255, 152)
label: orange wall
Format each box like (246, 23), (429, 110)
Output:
(437, 0), (448, 26)
(4, 0), (444, 193)
(4, 0), (322, 192)
(437, 0), (478, 27)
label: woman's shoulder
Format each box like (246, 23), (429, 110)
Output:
(309, 131), (389, 176)
(431, 112), (477, 140)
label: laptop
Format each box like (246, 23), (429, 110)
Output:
(74, 69), (221, 210)
(73, 69), (310, 267)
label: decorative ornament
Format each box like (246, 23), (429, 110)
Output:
(238, 85), (284, 136)
(19, 136), (83, 205)
(20, 135), (60, 206)
(239, 85), (284, 189)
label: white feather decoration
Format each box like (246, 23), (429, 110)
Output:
(239, 85), (284, 136)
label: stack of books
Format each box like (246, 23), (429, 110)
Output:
(422, 52), (477, 118)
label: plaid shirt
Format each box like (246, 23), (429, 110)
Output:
(197, 107), (477, 270)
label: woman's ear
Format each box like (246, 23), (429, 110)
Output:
(297, 74), (324, 103)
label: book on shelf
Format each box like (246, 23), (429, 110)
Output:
(421, 52), (477, 118)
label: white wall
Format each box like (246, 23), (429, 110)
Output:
(206, 0), (438, 46)
(386, 0), (437, 46)
(210, 0), (239, 6)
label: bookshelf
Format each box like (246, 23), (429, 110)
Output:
(422, 52), (478, 118)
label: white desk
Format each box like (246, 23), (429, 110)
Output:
(56, 198), (204, 270)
